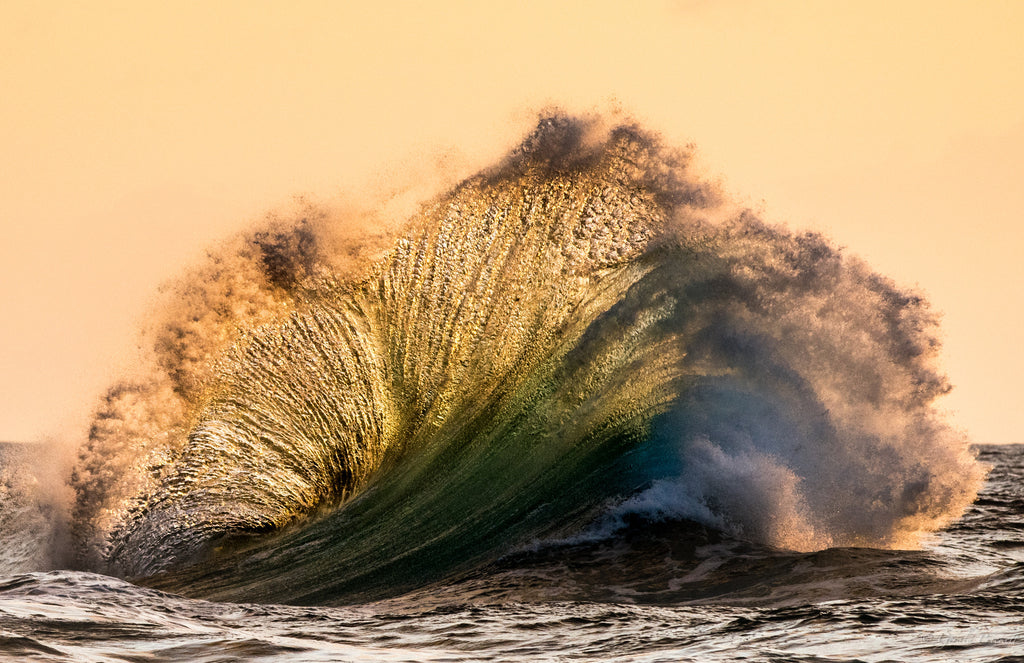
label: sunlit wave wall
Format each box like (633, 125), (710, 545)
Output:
(52, 116), (983, 602)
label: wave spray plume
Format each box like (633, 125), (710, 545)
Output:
(65, 115), (983, 604)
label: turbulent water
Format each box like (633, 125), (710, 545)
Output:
(2, 116), (1016, 661)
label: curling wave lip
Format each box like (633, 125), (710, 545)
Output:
(63, 115), (983, 605)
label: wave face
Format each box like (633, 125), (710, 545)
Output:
(67, 116), (983, 604)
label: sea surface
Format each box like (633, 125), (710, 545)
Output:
(1, 116), (1016, 661)
(0, 445), (1019, 662)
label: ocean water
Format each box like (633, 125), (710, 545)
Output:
(0, 444), (1020, 662)
(1, 116), (1016, 661)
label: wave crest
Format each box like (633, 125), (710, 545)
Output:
(66, 115), (983, 599)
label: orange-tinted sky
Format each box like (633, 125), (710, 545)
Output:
(2, 1), (1022, 444)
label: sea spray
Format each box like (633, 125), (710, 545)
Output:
(59, 115), (983, 602)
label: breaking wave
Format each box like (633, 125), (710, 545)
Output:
(38, 115), (983, 604)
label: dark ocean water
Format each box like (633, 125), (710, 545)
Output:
(1, 117), (1014, 661)
(0, 444), (1020, 662)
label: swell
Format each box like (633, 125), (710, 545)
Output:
(61, 115), (983, 603)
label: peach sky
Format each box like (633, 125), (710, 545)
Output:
(1, 1), (1022, 444)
